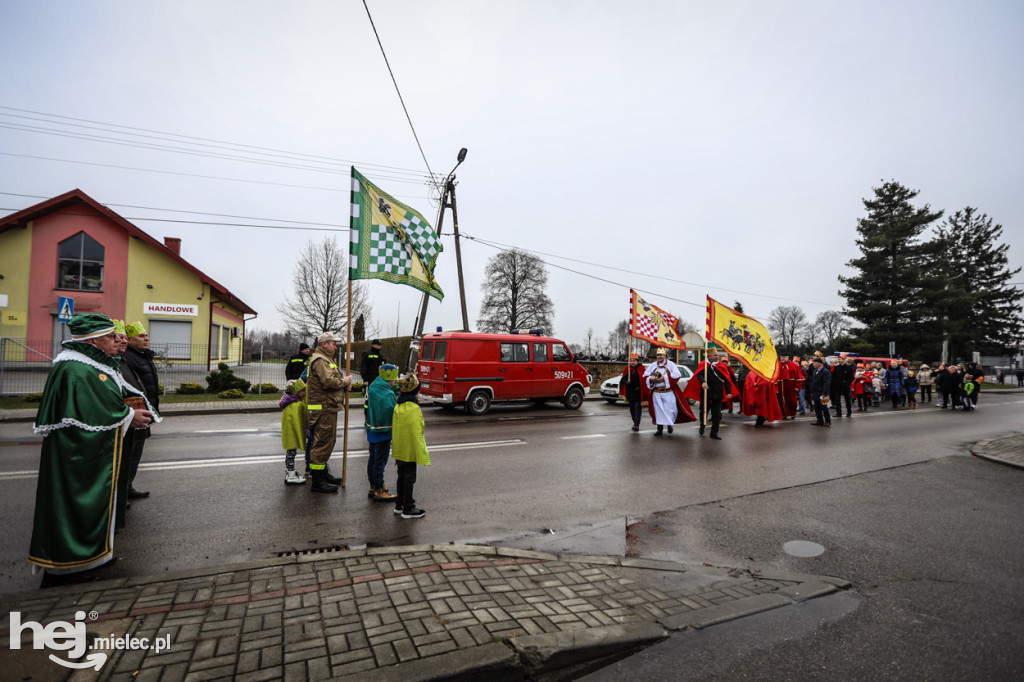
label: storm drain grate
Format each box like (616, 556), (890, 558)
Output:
(277, 545), (346, 557)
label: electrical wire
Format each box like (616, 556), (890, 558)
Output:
(361, 0), (438, 192)
(461, 233), (842, 309)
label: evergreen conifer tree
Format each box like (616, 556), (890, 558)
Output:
(934, 207), (1023, 358)
(839, 181), (943, 357)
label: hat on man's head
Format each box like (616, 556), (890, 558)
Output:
(111, 319), (126, 335)
(378, 363), (399, 381)
(125, 321), (147, 337)
(396, 373), (419, 394)
(299, 343), (310, 351)
(318, 331), (341, 345)
(628, 353), (639, 360)
(68, 313), (115, 341)
(371, 338), (382, 346)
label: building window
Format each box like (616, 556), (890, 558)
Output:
(57, 232), (104, 291)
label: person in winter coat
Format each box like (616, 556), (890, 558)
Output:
(618, 354), (649, 431)
(884, 362), (905, 409)
(305, 332), (353, 493)
(905, 370), (919, 409)
(365, 363), (399, 501)
(391, 374), (430, 519)
(122, 321), (162, 499)
(852, 364), (874, 412)
(280, 380), (308, 484)
(285, 343), (311, 381)
(807, 357), (832, 426)
(917, 364), (934, 404)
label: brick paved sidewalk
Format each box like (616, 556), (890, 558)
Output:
(0, 545), (848, 681)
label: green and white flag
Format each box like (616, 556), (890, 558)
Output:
(349, 167), (444, 301)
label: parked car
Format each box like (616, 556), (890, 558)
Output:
(600, 364), (694, 404)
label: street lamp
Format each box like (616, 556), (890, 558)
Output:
(415, 148), (470, 337)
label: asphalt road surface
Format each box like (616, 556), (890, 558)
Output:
(2, 392), (1023, 677)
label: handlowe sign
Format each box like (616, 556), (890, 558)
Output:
(143, 302), (199, 316)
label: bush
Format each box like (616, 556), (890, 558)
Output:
(218, 388), (246, 400)
(25, 392), (44, 403)
(176, 383), (206, 395)
(351, 382), (365, 393)
(206, 362), (251, 394)
(250, 383), (279, 394)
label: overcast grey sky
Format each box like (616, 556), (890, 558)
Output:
(2, 0), (1022, 346)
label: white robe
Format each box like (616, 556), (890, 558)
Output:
(644, 359), (681, 425)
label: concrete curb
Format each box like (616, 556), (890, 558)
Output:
(970, 433), (1024, 470)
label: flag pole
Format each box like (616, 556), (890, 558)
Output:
(703, 336), (709, 428)
(342, 278), (352, 488)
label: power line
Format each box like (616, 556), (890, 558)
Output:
(361, 1), (438, 192)
(0, 105), (439, 183)
(461, 233), (842, 309)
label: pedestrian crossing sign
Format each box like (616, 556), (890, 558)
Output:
(58, 296), (74, 322)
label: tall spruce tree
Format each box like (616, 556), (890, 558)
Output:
(839, 181), (943, 357)
(934, 207), (1023, 358)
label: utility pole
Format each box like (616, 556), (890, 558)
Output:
(414, 148), (469, 338)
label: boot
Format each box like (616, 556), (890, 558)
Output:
(310, 470), (338, 493)
(322, 464), (342, 485)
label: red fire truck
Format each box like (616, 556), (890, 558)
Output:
(415, 330), (592, 415)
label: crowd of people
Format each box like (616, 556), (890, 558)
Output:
(619, 349), (992, 436)
(30, 317), (432, 586)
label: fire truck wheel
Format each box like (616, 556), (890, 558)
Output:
(563, 387), (584, 410)
(466, 390), (492, 416)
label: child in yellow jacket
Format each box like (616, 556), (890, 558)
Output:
(392, 374), (430, 519)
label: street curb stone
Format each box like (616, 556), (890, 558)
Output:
(660, 592), (794, 630)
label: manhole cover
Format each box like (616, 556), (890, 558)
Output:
(783, 540), (825, 557)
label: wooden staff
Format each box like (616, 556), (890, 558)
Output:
(703, 337), (709, 427)
(342, 278), (351, 487)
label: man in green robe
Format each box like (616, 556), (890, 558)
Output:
(29, 313), (155, 577)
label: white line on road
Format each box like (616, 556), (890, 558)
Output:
(0, 439), (526, 480)
(560, 434), (607, 440)
(194, 428), (260, 433)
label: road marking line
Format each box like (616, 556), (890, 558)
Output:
(561, 434), (606, 440)
(194, 428), (260, 433)
(0, 439), (526, 480)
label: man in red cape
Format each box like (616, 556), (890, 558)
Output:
(682, 349), (738, 438)
(742, 370), (784, 427)
(776, 355), (803, 420)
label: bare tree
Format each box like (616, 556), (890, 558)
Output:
(277, 236), (369, 340)
(815, 310), (851, 348)
(607, 319), (630, 359)
(477, 249), (554, 333)
(767, 305), (807, 351)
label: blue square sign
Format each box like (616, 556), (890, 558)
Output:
(58, 296), (74, 322)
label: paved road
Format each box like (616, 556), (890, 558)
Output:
(2, 393), (1023, 677)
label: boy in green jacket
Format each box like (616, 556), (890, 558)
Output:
(392, 374), (430, 519)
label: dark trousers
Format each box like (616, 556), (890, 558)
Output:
(627, 399), (643, 427)
(699, 399), (722, 436)
(831, 386), (852, 416)
(395, 460), (417, 511)
(813, 396), (831, 424)
(921, 385), (932, 403)
(857, 394), (871, 411)
(128, 436), (146, 489)
(367, 439), (391, 489)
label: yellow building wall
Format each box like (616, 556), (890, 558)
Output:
(0, 224), (34, 359)
(125, 239), (210, 364)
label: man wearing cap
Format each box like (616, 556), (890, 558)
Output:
(286, 343), (312, 381)
(360, 339), (387, 386)
(618, 353), (649, 431)
(121, 321), (161, 499)
(365, 363), (399, 500)
(683, 349), (735, 439)
(305, 332), (353, 493)
(29, 313), (156, 580)
(808, 357), (832, 426)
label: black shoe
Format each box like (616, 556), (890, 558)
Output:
(401, 507), (426, 519)
(631, 425), (639, 431)
(310, 471), (338, 493)
(812, 422), (824, 426)
(710, 434), (722, 440)
(667, 425), (673, 434)
(128, 488), (150, 499)
(699, 426), (705, 435)
(322, 465), (342, 485)
(655, 426), (663, 436)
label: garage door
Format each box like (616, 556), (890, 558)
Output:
(149, 319), (193, 360)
